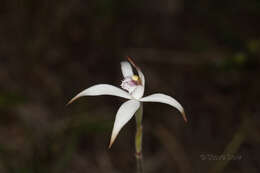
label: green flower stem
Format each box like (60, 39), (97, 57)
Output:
(135, 103), (143, 173)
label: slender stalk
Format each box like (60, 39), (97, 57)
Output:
(135, 103), (143, 173)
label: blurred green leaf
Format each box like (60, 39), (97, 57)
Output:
(0, 91), (26, 109)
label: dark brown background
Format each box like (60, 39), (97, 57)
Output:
(0, 0), (259, 173)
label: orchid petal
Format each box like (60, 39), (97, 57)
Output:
(121, 61), (134, 78)
(67, 84), (132, 105)
(131, 86), (145, 99)
(140, 93), (187, 122)
(109, 100), (140, 148)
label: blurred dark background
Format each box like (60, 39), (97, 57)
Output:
(0, 0), (260, 173)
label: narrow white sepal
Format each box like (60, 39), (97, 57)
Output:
(109, 100), (140, 148)
(140, 93), (187, 122)
(121, 61), (134, 78)
(67, 84), (132, 105)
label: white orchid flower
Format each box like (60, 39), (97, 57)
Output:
(68, 57), (187, 148)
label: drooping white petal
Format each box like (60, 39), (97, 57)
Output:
(131, 85), (145, 99)
(140, 93), (187, 122)
(121, 61), (134, 78)
(67, 84), (132, 105)
(109, 100), (140, 148)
